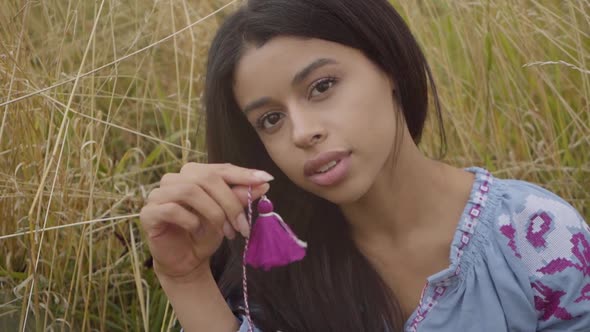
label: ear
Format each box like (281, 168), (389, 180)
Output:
(388, 76), (398, 95)
(389, 77), (400, 105)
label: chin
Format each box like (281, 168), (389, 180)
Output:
(309, 177), (370, 206)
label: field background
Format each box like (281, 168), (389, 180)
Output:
(0, 0), (588, 331)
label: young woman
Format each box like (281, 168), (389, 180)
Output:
(139, 0), (590, 331)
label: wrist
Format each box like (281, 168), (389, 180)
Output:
(154, 263), (213, 286)
(154, 263), (238, 332)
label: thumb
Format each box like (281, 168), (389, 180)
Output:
(232, 183), (270, 206)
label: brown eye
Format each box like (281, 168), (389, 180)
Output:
(266, 114), (282, 126)
(309, 77), (337, 98)
(257, 112), (284, 130)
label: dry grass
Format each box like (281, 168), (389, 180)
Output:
(0, 0), (588, 331)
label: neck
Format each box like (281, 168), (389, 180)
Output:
(339, 134), (474, 252)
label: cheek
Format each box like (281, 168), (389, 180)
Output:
(264, 141), (303, 180)
(344, 88), (397, 139)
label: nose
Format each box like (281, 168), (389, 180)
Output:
(290, 108), (327, 149)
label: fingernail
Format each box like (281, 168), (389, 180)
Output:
(261, 182), (270, 193)
(236, 213), (250, 237)
(223, 221), (235, 240)
(253, 171), (274, 182)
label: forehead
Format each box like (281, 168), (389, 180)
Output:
(233, 37), (358, 99)
(237, 36), (354, 69)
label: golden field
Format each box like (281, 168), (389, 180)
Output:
(0, 0), (588, 331)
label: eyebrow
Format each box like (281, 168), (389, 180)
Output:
(242, 58), (339, 115)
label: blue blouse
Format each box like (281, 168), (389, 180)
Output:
(228, 167), (590, 331)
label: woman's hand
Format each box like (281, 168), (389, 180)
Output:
(139, 162), (273, 282)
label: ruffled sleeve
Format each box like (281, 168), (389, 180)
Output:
(495, 180), (590, 331)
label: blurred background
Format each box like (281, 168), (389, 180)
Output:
(0, 0), (588, 330)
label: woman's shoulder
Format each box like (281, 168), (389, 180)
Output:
(483, 170), (590, 329)
(494, 174), (586, 221)
(460, 167), (587, 265)
(489, 173), (589, 258)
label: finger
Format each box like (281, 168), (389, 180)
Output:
(214, 163), (275, 186)
(147, 184), (228, 237)
(156, 172), (269, 239)
(140, 203), (201, 239)
(223, 221), (236, 240)
(229, 184), (269, 238)
(231, 183), (270, 205)
(200, 177), (253, 238)
(177, 163), (275, 187)
(159, 169), (273, 188)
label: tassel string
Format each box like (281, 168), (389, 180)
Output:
(242, 186), (255, 332)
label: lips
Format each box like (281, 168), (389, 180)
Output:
(303, 150), (351, 177)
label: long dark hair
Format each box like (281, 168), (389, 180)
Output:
(204, 0), (445, 331)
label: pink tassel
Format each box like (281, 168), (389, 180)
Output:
(241, 188), (307, 331)
(244, 195), (307, 271)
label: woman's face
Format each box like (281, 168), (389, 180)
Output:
(233, 37), (399, 204)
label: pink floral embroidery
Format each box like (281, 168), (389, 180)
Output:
(500, 224), (522, 258)
(538, 232), (590, 276)
(531, 281), (574, 321)
(526, 211), (552, 248)
(574, 283), (590, 303)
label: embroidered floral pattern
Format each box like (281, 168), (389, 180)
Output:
(526, 211), (553, 248)
(574, 284), (590, 303)
(404, 169), (589, 332)
(500, 223), (522, 258)
(538, 232), (590, 277)
(497, 190), (590, 326)
(532, 281), (574, 321)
